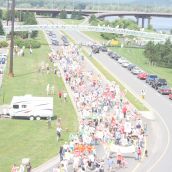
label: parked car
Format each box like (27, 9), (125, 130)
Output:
(131, 67), (142, 75)
(127, 64), (136, 71)
(158, 85), (171, 95)
(108, 51), (113, 57)
(137, 72), (148, 80)
(121, 62), (130, 68)
(169, 94), (172, 100)
(146, 74), (158, 85)
(115, 55), (121, 61)
(92, 46), (100, 54)
(118, 58), (127, 64)
(100, 46), (107, 52)
(52, 40), (59, 46)
(152, 78), (167, 89)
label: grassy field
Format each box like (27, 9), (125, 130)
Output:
(0, 32), (78, 171)
(110, 47), (172, 87)
(61, 19), (84, 25)
(83, 31), (105, 43)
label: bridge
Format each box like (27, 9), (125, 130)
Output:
(3, 24), (172, 41)
(5, 8), (172, 28)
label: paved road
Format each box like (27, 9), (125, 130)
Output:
(62, 30), (172, 172)
(37, 17), (140, 172)
(37, 17), (172, 171)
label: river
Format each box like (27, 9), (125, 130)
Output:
(105, 16), (172, 33)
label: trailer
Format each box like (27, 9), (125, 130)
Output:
(9, 95), (53, 120)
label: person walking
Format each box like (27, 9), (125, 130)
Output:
(56, 127), (62, 141)
(141, 89), (145, 99)
(48, 116), (51, 129)
(26, 162), (32, 172)
(11, 164), (19, 172)
(29, 45), (33, 54)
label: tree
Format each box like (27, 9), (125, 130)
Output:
(89, 15), (96, 23)
(144, 41), (158, 63)
(0, 20), (4, 35)
(0, 9), (2, 19)
(59, 10), (67, 19)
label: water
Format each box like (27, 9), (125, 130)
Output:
(105, 16), (172, 33)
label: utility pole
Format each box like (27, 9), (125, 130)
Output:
(9, 0), (15, 77)
(7, 0), (10, 26)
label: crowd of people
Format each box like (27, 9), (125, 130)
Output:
(47, 44), (148, 172)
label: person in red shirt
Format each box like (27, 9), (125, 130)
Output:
(58, 91), (62, 99)
(122, 106), (127, 118)
(11, 164), (19, 172)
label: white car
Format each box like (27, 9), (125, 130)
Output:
(131, 67), (143, 75)
(118, 58), (127, 64)
(121, 62), (130, 68)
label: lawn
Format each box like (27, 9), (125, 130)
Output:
(83, 31), (105, 43)
(61, 19), (84, 25)
(110, 47), (172, 87)
(0, 32), (78, 171)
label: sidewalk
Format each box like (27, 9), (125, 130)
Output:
(32, 156), (59, 172)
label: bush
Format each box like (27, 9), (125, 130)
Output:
(15, 37), (41, 49)
(0, 41), (8, 48)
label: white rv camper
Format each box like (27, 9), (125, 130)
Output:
(9, 95), (53, 120)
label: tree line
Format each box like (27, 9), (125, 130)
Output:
(144, 39), (172, 68)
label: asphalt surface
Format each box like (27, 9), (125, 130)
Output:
(62, 30), (172, 172)
(36, 17), (140, 172)
(37, 17), (172, 172)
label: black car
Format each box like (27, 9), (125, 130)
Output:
(146, 74), (158, 85)
(108, 51), (113, 56)
(152, 78), (167, 89)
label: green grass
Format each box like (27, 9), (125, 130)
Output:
(61, 19), (84, 25)
(110, 47), (172, 87)
(0, 32), (78, 172)
(83, 31), (105, 43)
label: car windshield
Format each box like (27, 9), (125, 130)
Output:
(150, 75), (157, 78)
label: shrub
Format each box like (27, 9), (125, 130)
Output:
(14, 37), (41, 48)
(0, 41), (8, 48)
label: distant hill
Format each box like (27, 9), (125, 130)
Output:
(132, 0), (172, 6)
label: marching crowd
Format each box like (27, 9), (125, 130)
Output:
(48, 44), (148, 172)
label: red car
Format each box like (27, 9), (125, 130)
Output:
(158, 85), (171, 95)
(169, 94), (172, 100)
(137, 72), (148, 80)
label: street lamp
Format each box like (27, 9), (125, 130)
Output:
(8, 0), (15, 77)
